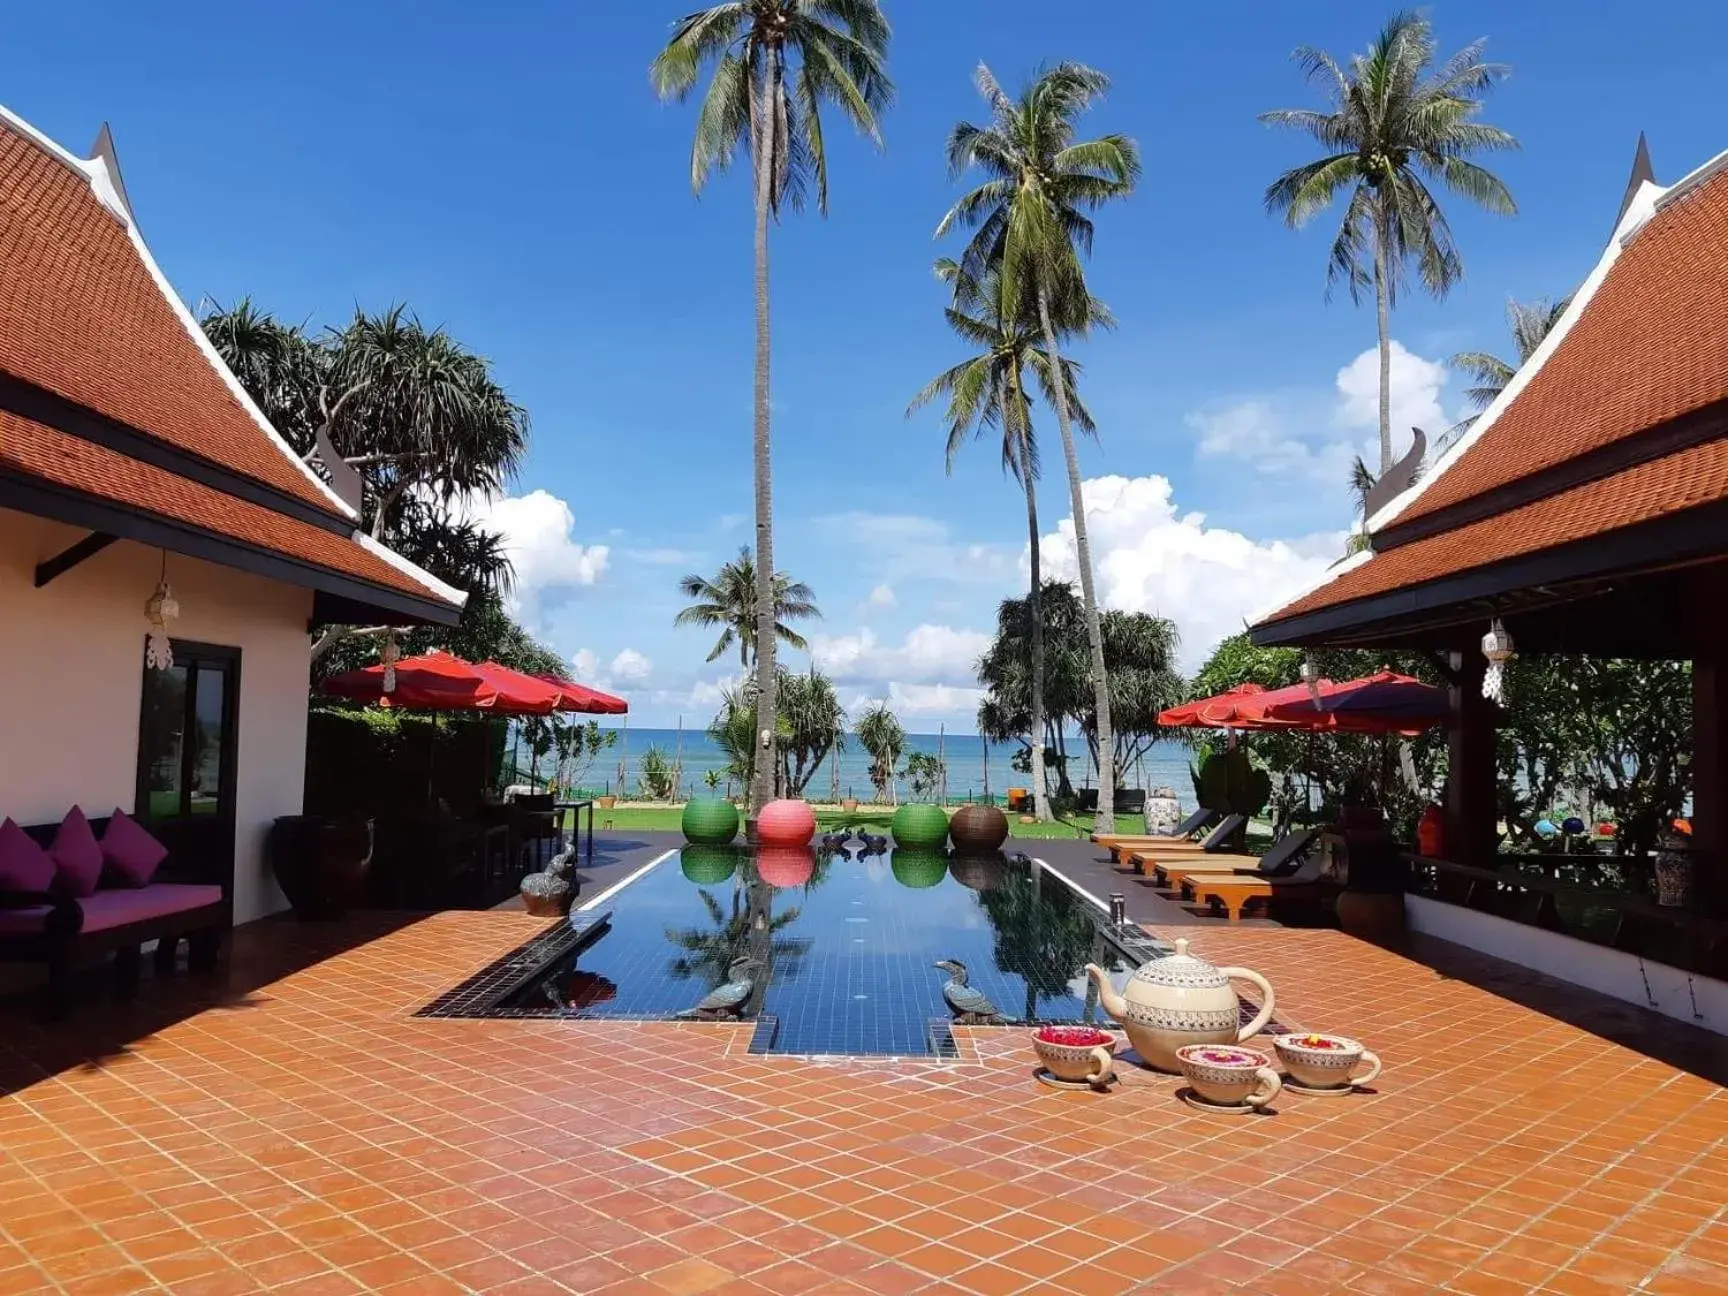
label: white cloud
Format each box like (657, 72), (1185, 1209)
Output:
(811, 624), (991, 687)
(1037, 474), (1345, 672)
(1335, 340), (1448, 448)
(570, 647), (654, 690)
(884, 682), (987, 718)
(1188, 398), (1358, 483)
(461, 489), (609, 629)
(815, 513), (1018, 586)
(868, 584), (896, 608)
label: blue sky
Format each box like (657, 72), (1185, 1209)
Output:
(7, 2), (1725, 728)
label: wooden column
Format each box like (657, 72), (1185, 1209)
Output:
(1691, 565), (1728, 915)
(1446, 649), (1498, 868)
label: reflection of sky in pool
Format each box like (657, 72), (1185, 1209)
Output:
(503, 846), (1147, 1056)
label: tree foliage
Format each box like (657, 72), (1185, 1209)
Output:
(976, 582), (1184, 793)
(705, 666), (845, 798)
(1445, 295), (1572, 442)
(854, 703), (906, 803)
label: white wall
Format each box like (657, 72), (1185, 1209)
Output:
(1407, 894), (1727, 1036)
(0, 507), (314, 924)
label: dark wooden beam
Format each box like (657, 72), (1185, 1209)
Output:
(1692, 565), (1728, 917)
(33, 532), (116, 587)
(1446, 650), (1499, 871)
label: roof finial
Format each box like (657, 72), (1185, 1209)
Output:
(86, 122), (134, 221)
(1615, 132), (1656, 232)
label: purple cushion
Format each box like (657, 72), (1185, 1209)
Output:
(0, 883), (223, 936)
(100, 810), (169, 888)
(50, 806), (104, 898)
(0, 818), (54, 894)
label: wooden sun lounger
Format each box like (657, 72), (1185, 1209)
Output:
(1151, 828), (1321, 889)
(1179, 860), (1326, 921)
(1100, 814), (1246, 863)
(1089, 806), (1217, 845)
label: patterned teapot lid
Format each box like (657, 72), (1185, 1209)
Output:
(1132, 938), (1228, 988)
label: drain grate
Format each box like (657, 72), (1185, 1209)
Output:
(416, 910), (610, 1018)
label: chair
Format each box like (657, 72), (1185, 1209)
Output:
(1179, 856), (1327, 921)
(1108, 814), (1248, 867)
(1091, 807), (1220, 848)
(1153, 827), (1321, 889)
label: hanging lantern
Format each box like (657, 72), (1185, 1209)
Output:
(1481, 619), (1515, 704)
(144, 572), (179, 671)
(1300, 656), (1323, 708)
(380, 633), (401, 694)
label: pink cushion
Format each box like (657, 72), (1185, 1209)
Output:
(100, 810), (169, 888)
(0, 818), (54, 894)
(50, 807), (104, 898)
(0, 883), (223, 936)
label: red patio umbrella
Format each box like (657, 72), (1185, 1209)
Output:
(1157, 682), (1268, 728)
(1260, 670), (1446, 736)
(529, 671), (629, 715)
(322, 650), (565, 714)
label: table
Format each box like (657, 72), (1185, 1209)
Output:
(555, 800), (595, 863)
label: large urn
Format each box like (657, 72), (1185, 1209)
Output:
(1085, 938), (1276, 1074)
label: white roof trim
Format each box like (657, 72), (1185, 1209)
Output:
(1252, 547), (1372, 628)
(353, 531), (469, 609)
(0, 103), (359, 521)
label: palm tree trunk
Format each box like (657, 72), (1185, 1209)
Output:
(1015, 419), (1052, 824)
(1036, 284), (1115, 833)
(747, 64), (779, 819)
(1374, 204), (1393, 475)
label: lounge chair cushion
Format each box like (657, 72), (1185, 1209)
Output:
(99, 810), (168, 888)
(50, 807), (104, 898)
(0, 883), (223, 936)
(0, 818), (54, 894)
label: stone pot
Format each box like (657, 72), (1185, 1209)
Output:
(1273, 1031), (1382, 1090)
(267, 815), (374, 921)
(1336, 890), (1407, 943)
(840, 798), (859, 812)
(1654, 834), (1695, 908)
(1085, 938), (1276, 1074)
(1032, 1026), (1116, 1088)
(596, 795), (617, 810)
(950, 803), (1009, 852)
(1175, 1044), (1281, 1109)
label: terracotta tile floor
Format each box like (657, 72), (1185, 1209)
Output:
(2, 912), (1725, 1295)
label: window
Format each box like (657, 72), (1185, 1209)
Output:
(136, 641), (239, 823)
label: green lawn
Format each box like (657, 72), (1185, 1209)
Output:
(566, 804), (1149, 841)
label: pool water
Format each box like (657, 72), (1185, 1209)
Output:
(497, 845), (1153, 1056)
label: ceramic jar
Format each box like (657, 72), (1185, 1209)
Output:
(1031, 1026), (1117, 1088)
(1086, 938), (1276, 1074)
(1272, 1032), (1382, 1091)
(1175, 1044), (1281, 1109)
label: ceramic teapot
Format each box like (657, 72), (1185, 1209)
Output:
(1085, 939), (1276, 1074)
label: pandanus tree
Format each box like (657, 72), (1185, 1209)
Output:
(854, 702), (905, 805)
(938, 62), (1139, 833)
(909, 258), (1106, 820)
(203, 300), (528, 660)
(1261, 10), (1517, 473)
(674, 547), (820, 667)
(652, 1), (892, 816)
(1446, 295), (1572, 441)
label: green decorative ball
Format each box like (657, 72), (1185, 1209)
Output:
(891, 803), (950, 850)
(682, 797), (740, 845)
(891, 849), (948, 890)
(680, 845), (738, 885)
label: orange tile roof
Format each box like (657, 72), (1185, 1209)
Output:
(1267, 437), (1728, 624)
(1, 410), (451, 606)
(0, 124), (340, 515)
(1400, 163), (1728, 526)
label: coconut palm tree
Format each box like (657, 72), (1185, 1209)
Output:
(675, 547), (820, 666)
(908, 258), (1105, 821)
(1261, 11), (1517, 474)
(937, 62), (1139, 834)
(652, 2), (892, 817)
(1445, 295), (1572, 441)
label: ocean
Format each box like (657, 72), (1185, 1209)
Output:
(516, 724), (1194, 803)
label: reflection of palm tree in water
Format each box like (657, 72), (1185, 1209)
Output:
(665, 883), (809, 1014)
(978, 863), (1102, 1022)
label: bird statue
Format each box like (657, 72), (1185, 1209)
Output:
(859, 832), (889, 856)
(933, 959), (1005, 1024)
(678, 957), (759, 1020)
(819, 830), (851, 854)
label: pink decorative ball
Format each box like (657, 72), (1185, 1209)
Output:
(756, 846), (815, 889)
(756, 798), (816, 847)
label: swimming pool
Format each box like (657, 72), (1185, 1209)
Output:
(422, 845), (1165, 1057)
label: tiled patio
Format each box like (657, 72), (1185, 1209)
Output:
(2, 904), (1725, 1295)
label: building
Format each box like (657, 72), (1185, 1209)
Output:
(1253, 141), (1728, 1030)
(0, 106), (463, 925)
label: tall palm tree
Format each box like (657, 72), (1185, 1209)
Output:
(1445, 295), (1572, 441)
(908, 258), (1104, 822)
(854, 702), (905, 806)
(652, 2), (892, 817)
(1261, 11), (1517, 474)
(937, 63), (1139, 833)
(675, 547), (820, 666)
